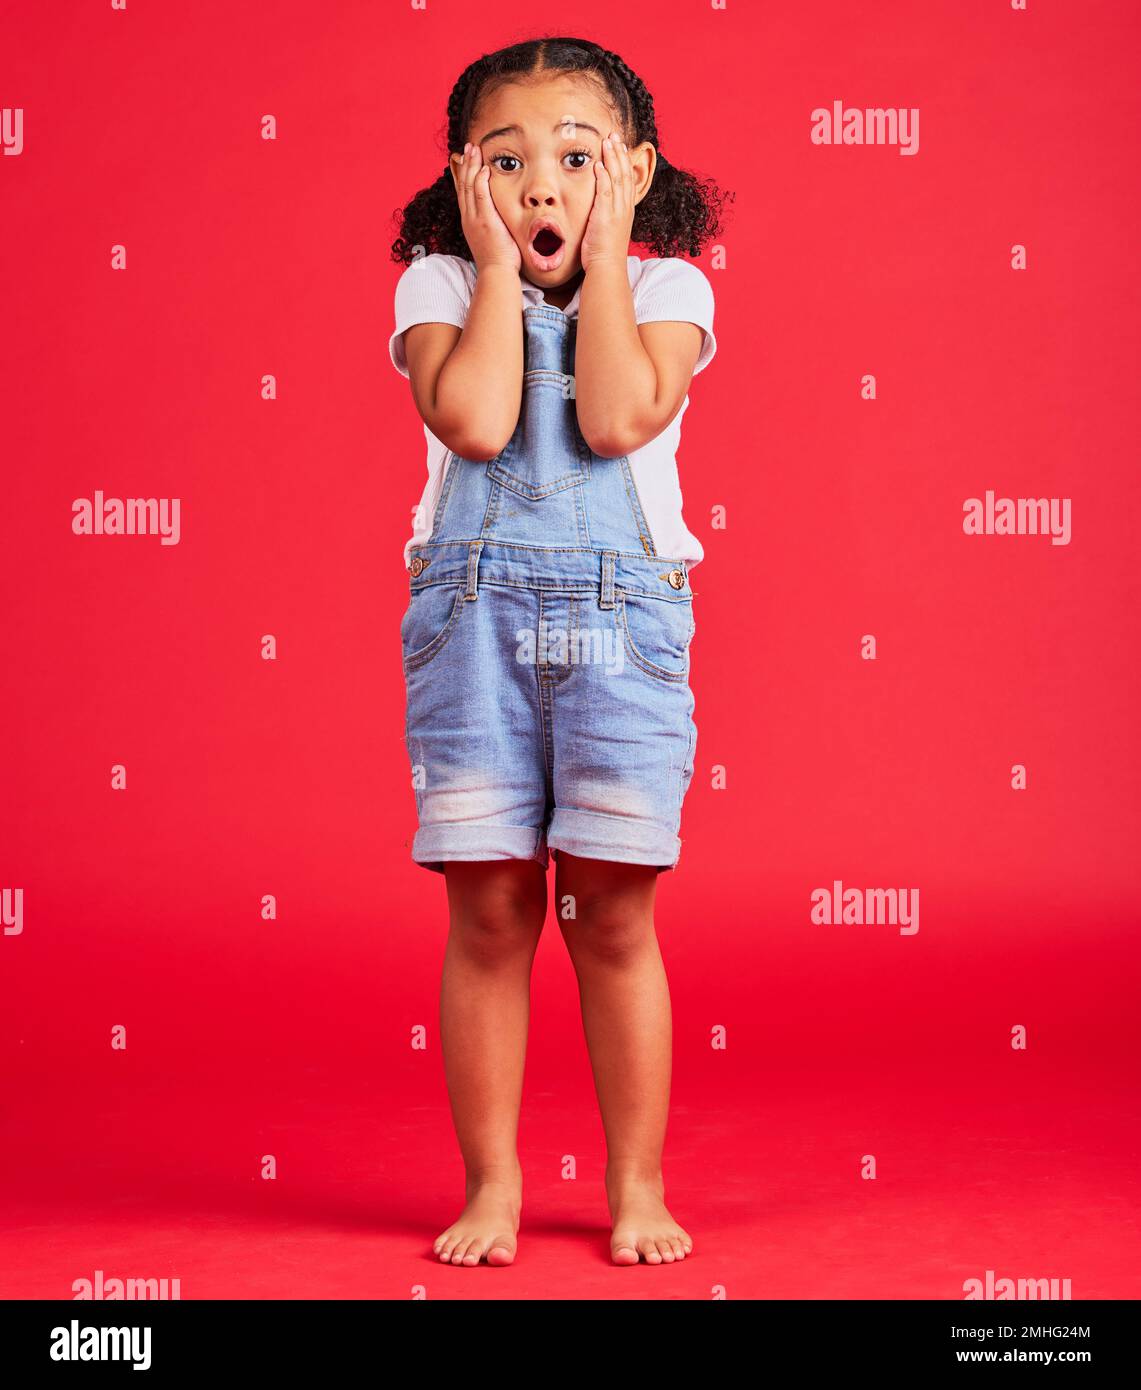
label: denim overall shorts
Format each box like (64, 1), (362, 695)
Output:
(400, 305), (698, 874)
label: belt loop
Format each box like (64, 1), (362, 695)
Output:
(464, 540), (483, 600)
(599, 551), (616, 609)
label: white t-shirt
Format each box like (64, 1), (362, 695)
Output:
(388, 253), (716, 569)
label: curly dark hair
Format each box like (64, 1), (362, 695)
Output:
(389, 35), (733, 265)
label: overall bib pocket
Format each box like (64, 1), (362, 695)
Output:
(401, 582), (465, 673)
(617, 591), (695, 682)
(486, 446), (590, 499)
(485, 373), (592, 499)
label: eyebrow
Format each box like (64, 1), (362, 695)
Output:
(478, 120), (603, 145)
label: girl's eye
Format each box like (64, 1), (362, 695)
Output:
(489, 148), (595, 174)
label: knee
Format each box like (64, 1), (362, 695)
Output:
(450, 892), (545, 962)
(559, 895), (654, 965)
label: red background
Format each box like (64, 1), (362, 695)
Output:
(2, 1), (1139, 1299)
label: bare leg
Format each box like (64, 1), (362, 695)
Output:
(433, 858), (547, 1266)
(554, 851), (693, 1265)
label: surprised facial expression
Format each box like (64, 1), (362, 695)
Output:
(457, 77), (652, 288)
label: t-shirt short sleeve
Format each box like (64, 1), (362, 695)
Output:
(632, 258), (717, 375)
(389, 254), (474, 378)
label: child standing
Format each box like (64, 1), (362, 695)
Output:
(388, 37), (729, 1267)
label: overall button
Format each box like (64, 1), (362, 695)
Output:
(409, 555), (426, 577)
(667, 569), (687, 590)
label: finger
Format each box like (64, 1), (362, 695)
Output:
(471, 162), (494, 209)
(618, 139), (633, 191)
(605, 133), (628, 181)
(456, 143), (475, 216)
(465, 148), (491, 223)
(461, 144), (482, 212)
(604, 136), (629, 201)
(464, 142), (482, 196)
(607, 134), (631, 198)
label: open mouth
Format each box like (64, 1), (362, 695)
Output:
(532, 227), (563, 257)
(527, 221), (566, 270)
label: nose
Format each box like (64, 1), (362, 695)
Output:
(523, 162), (559, 208)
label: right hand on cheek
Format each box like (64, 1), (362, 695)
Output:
(454, 142), (521, 274)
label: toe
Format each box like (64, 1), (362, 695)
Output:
(656, 1239), (675, 1262)
(611, 1237), (640, 1265)
(487, 1237), (516, 1266)
(638, 1237), (662, 1264)
(450, 1238), (472, 1264)
(669, 1238), (686, 1260)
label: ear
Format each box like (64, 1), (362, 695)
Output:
(629, 142), (657, 206)
(448, 150), (465, 195)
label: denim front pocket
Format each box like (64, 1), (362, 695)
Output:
(401, 582), (465, 673)
(617, 591), (694, 682)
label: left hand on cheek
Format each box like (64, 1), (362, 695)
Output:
(582, 132), (636, 270)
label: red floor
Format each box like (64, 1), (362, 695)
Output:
(3, 924), (1138, 1301)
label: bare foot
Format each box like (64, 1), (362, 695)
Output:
(607, 1176), (693, 1265)
(433, 1178), (522, 1267)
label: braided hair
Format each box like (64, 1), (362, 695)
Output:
(389, 36), (733, 265)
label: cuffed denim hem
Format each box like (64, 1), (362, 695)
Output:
(411, 823), (550, 875)
(546, 808), (681, 873)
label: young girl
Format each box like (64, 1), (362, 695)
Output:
(388, 36), (730, 1268)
